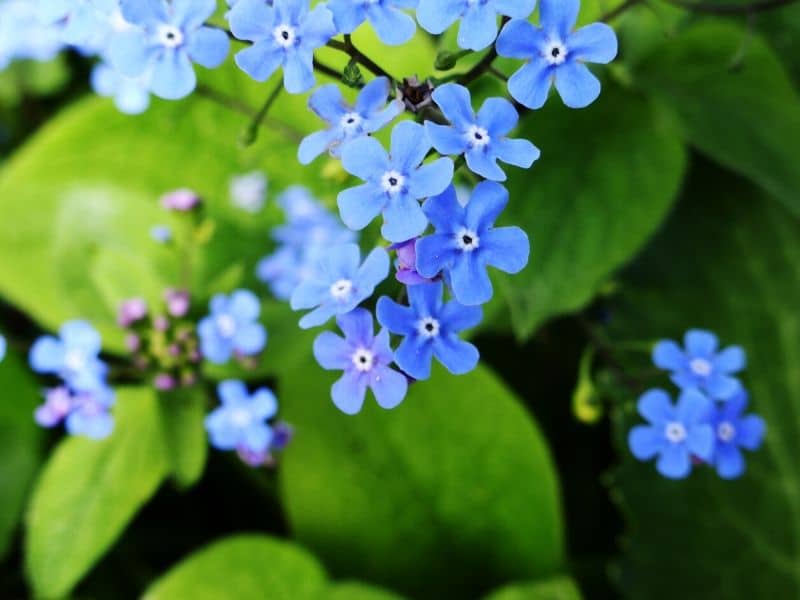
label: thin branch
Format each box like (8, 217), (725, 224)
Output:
(599, 0), (644, 21)
(327, 35), (398, 82)
(313, 58), (344, 82)
(666, 0), (799, 13)
(241, 82), (283, 146)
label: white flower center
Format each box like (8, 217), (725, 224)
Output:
(417, 317), (441, 339)
(455, 227), (480, 252)
(157, 24), (184, 48)
(381, 170), (406, 195)
(330, 278), (353, 301)
(216, 314), (238, 338)
(351, 348), (375, 372)
(544, 39), (568, 65)
(340, 112), (363, 131)
(64, 349), (87, 372)
(230, 408), (252, 428)
(273, 24), (297, 48)
(466, 125), (490, 148)
(717, 421), (736, 442)
(664, 421), (687, 444)
(690, 358), (713, 377)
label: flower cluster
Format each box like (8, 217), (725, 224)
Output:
(29, 320), (115, 439)
(628, 330), (766, 480)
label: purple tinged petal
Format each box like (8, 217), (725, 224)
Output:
(554, 61), (601, 109)
(425, 122), (468, 156)
(187, 26), (229, 68)
(338, 183), (385, 231)
(539, 0), (580, 38)
(568, 22), (618, 64)
(369, 365), (408, 410)
(715, 443), (745, 479)
(684, 329), (719, 357)
(637, 389), (674, 424)
(377, 296), (417, 335)
(332, 372), (369, 415)
(657, 444), (692, 479)
(314, 331), (352, 370)
(653, 340), (685, 370)
(416, 0), (463, 34)
(243, 422), (272, 452)
(481, 226), (530, 274)
(433, 335), (479, 375)
(407, 158), (454, 200)
(628, 425), (664, 460)
(432, 83), (475, 129)
(235, 41), (284, 82)
(150, 49), (197, 100)
(507, 59), (554, 110)
(395, 337), (434, 380)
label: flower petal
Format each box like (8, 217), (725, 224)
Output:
(416, 234), (458, 279)
(395, 337), (434, 380)
(233, 323), (267, 355)
(628, 425), (663, 460)
(433, 335), (479, 375)
(416, 0), (463, 34)
(338, 183), (385, 231)
(637, 388), (674, 424)
(218, 380), (248, 404)
(496, 18), (539, 59)
(150, 49), (197, 99)
(476, 97), (518, 137)
(539, 0), (579, 38)
(337, 308), (375, 346)
(369, 365), (408, 410)
(425, 122), (468, 156)
(432, 83), (475, 129)
(568, 22), (618, 64)
(365, 4), (416, 46)
(391, 121), (431, 172)
(450, 253), (493, 305)
(554, 61), (601, 109)
(481, 226), (530, 274)
(235, 41), (283, 82)
(465, 180), (508, 231)
(228, 0), (275, 41)
(713, 345), (746, 373)
(341, 136), (390, 180)
(715, 443), (745, 479)
(313, 331), (352, 370)
(331, 372), (368, 415)
(736, 415), (766, 451)
(507, 59), (553, 110)
(187, 26), (229, 68)
(656, 444), (691, 479)
(381, 193), (429, 243)
(377, 296), (417, 335)
(407, 158), (454, 200)
(684, 329), (719, 357)
(652, 340), (685, 370)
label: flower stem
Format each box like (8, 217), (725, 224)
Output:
(327, 35), (397, 82)
(241, 83), (283, 146)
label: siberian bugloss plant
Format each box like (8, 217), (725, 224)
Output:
(0, 0), (795, 597)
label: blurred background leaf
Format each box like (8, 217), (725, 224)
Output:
(607, 161), (800, 598)
(483, 575), (583, 600)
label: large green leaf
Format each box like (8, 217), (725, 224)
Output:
(497, 84), (686, 338)
(25, 387), (169, 599)
(279, 363), (564, 599)
(142, 535), (327, 600)
(635, 20), (800, 217)
(157, 387), (208, 489)
(608, 164), (800, 598)
(142, 534), (406, 600)
(0, 350), (45, 559)
(483, 576), (583, 600)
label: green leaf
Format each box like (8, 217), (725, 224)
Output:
(483, 576), (583, 600)
(157, 387), (208, 489)
(279, 363), (564, 599)
(496, 84), (686, 338)
(608, 163), (800, 598)
(634, 20), (800, 217)
(0, 351), (45, 559)
(142, 535), (328, 600)
(25, 387), (169, 598)
(326, 582), (407, 600)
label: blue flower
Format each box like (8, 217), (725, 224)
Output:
(628, 388), (714, 479)
(228, 0), (336, 93)
(198, 290), (267, 363)
(313, 308), (408, 414)
(91, 62), (152, 115)
(298, 77), (404, 165)
(417, 0), (535, 51)
(416, 182), (529, 305)
(230, 170), (268, 213)
(0, 333), (5, 362)
(205, 380), (278, 455)
(425, 83), (540, 181)
(377, 281), (481, 380)
(109, 0), (229, 100)
(150, 224), (173, 243)
(327, 0), (418, 46)
(34, 385), (115, 440)
(709, 390), (766, 479)
(338, 121), (454, 243)
(0, 1), (63, 69)
(29, 320), (108, 392)
(40, 0), (136, 53)
(496, 0), (617, 109)
(290, 244), (389, 329)
(653, 329), (745, 400)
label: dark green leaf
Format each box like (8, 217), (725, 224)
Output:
(280, 363), (564, 598)
(635, 20), (800, 216)
(609, 163), (800, 598)
(496, 83), (686, 338)
(157, 387), (208, 489)
(25, 387), (168, 598)
(0, 351), (45, 559)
